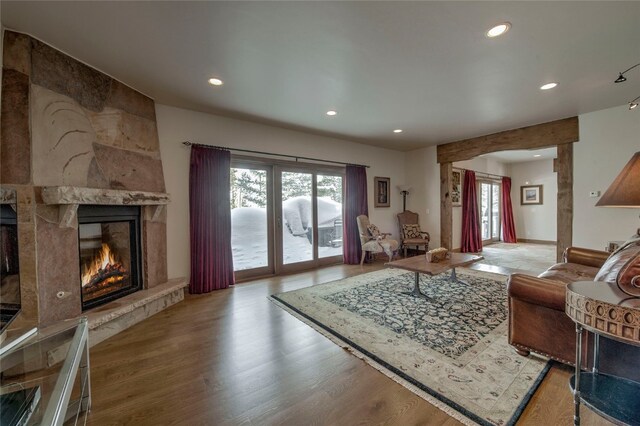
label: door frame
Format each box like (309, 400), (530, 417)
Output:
(230, 159), (275, 282)
(477, 179), (501, 245)
(437, 117), (578, 261)
(231, 155), (345, 280)
(275, 165), (345, 275)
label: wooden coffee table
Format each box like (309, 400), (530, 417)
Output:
(386, 253), (484, 299)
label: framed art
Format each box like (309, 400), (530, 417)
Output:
(374, 177), (390, 207)
(451, 170), (462, 207)
(521, 185), (543, 205)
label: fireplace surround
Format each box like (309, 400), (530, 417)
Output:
(1, 31), (185, 338)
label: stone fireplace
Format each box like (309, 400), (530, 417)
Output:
(1, 30), (186, 340)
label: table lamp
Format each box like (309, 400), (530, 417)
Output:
(595, 151), (640, 296)
(596, 151), (640, 232)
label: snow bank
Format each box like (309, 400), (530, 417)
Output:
(231, 198), (343, 271)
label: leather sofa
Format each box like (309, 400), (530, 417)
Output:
(507, 237), (640, 380)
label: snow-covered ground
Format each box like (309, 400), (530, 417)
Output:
(231, 197), (343, 271)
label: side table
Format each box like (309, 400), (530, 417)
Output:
(565, 281), (640, 425)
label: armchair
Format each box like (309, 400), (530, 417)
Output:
(356, 215), (399, 266)
(397, 210), (430, 258)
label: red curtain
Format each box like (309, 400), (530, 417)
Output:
(343, 165), (368, 264)
(501, 176), (517, 243)
(189, 146), (235, 293)
(461, 170), (482, 253)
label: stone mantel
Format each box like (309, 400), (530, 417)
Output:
(0, 187), (17, 204)
(40, 186), (170, 206)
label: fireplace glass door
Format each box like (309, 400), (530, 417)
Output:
(78, 206), (141, 310)
(1, 203), (21, 330)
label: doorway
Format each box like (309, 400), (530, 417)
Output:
(230, 158), (344, 280)
(479, 181), (501, 244)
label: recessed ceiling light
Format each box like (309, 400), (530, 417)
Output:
(486, 22), (511, 38)
(540, 82), (558, 90)
(208, 78), (223, 86)
(326, 110), (337, 116)
(393, 129), (403, 133)
(533, 154), (542, 157)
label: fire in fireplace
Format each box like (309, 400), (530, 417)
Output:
(78, 206), (142, 310)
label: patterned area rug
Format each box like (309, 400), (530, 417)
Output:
(270, 268), (550, 426)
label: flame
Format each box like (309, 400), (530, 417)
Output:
(81, 243), (122, 287)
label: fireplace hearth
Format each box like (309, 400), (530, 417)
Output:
(78, 205), (142, 311)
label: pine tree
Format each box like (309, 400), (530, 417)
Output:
(281, 172), (312, 200)
(231, 168), (267, 208)
(317, 175), (342, 203)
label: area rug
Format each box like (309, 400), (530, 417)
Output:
(269, 268), (550, 426)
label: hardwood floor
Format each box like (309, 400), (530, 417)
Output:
(86, 262), (610, 425)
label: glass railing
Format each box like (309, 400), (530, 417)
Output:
(0, 318), (90, 425)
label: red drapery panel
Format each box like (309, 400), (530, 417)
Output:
(189, 145), (235, 293)
(461, 170), (482, 253)
(343, 165), (368, 264)
(501, 176), (517, 243)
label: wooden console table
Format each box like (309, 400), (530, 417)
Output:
(565, 281), (640, 425)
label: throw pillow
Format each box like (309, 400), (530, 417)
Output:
(402, 224), (422, 239)
(367, 224), (381, 238)
(595, 238), (640, 296)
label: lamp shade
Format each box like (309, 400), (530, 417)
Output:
(596, 152), (640, 207)
(397, 185), (412, 193)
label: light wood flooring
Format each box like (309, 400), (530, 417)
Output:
(86, 261), (610, 425)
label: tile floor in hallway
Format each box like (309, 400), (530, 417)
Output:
(478, 242), (557, 275)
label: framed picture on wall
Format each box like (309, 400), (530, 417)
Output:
(521, 185), (543, 205)
(374, 177), (391, 207)
(451, 170), (462, 207)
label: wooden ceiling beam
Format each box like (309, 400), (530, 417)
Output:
(436, 117), (579, 164)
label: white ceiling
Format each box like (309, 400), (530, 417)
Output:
(481, 147), (557, 164)
(2, 1), (639, 151)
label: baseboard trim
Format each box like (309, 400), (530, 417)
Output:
(516, 238), (557, 245)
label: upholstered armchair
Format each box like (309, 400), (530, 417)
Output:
(397, 210), (430, 258)
(356, 215), (399, 266)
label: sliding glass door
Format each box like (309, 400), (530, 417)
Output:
(280, 170), (314, 266)
(230, 157), (344, 279)
(230, 164), (274, 280)
(317, 174), (343, 259)
(479, 181), (501, 244)
(276, 168), (344, 273)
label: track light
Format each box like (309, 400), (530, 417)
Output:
(614, 63), (640, 83)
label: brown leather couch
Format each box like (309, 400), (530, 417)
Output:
(507, 238), (640, 380)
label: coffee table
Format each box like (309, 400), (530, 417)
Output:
(386, 253), (484, 299)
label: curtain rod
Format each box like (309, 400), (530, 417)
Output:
(182, 141), (370, 168)
(453, 167), (506, 180)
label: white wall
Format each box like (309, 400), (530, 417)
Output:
(573, 104), (640, 250)
(404, 146), (441, 247)
(508, 159), (557, 242)
(451, 157), (507, 249)
(156, 104), (407, 279)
